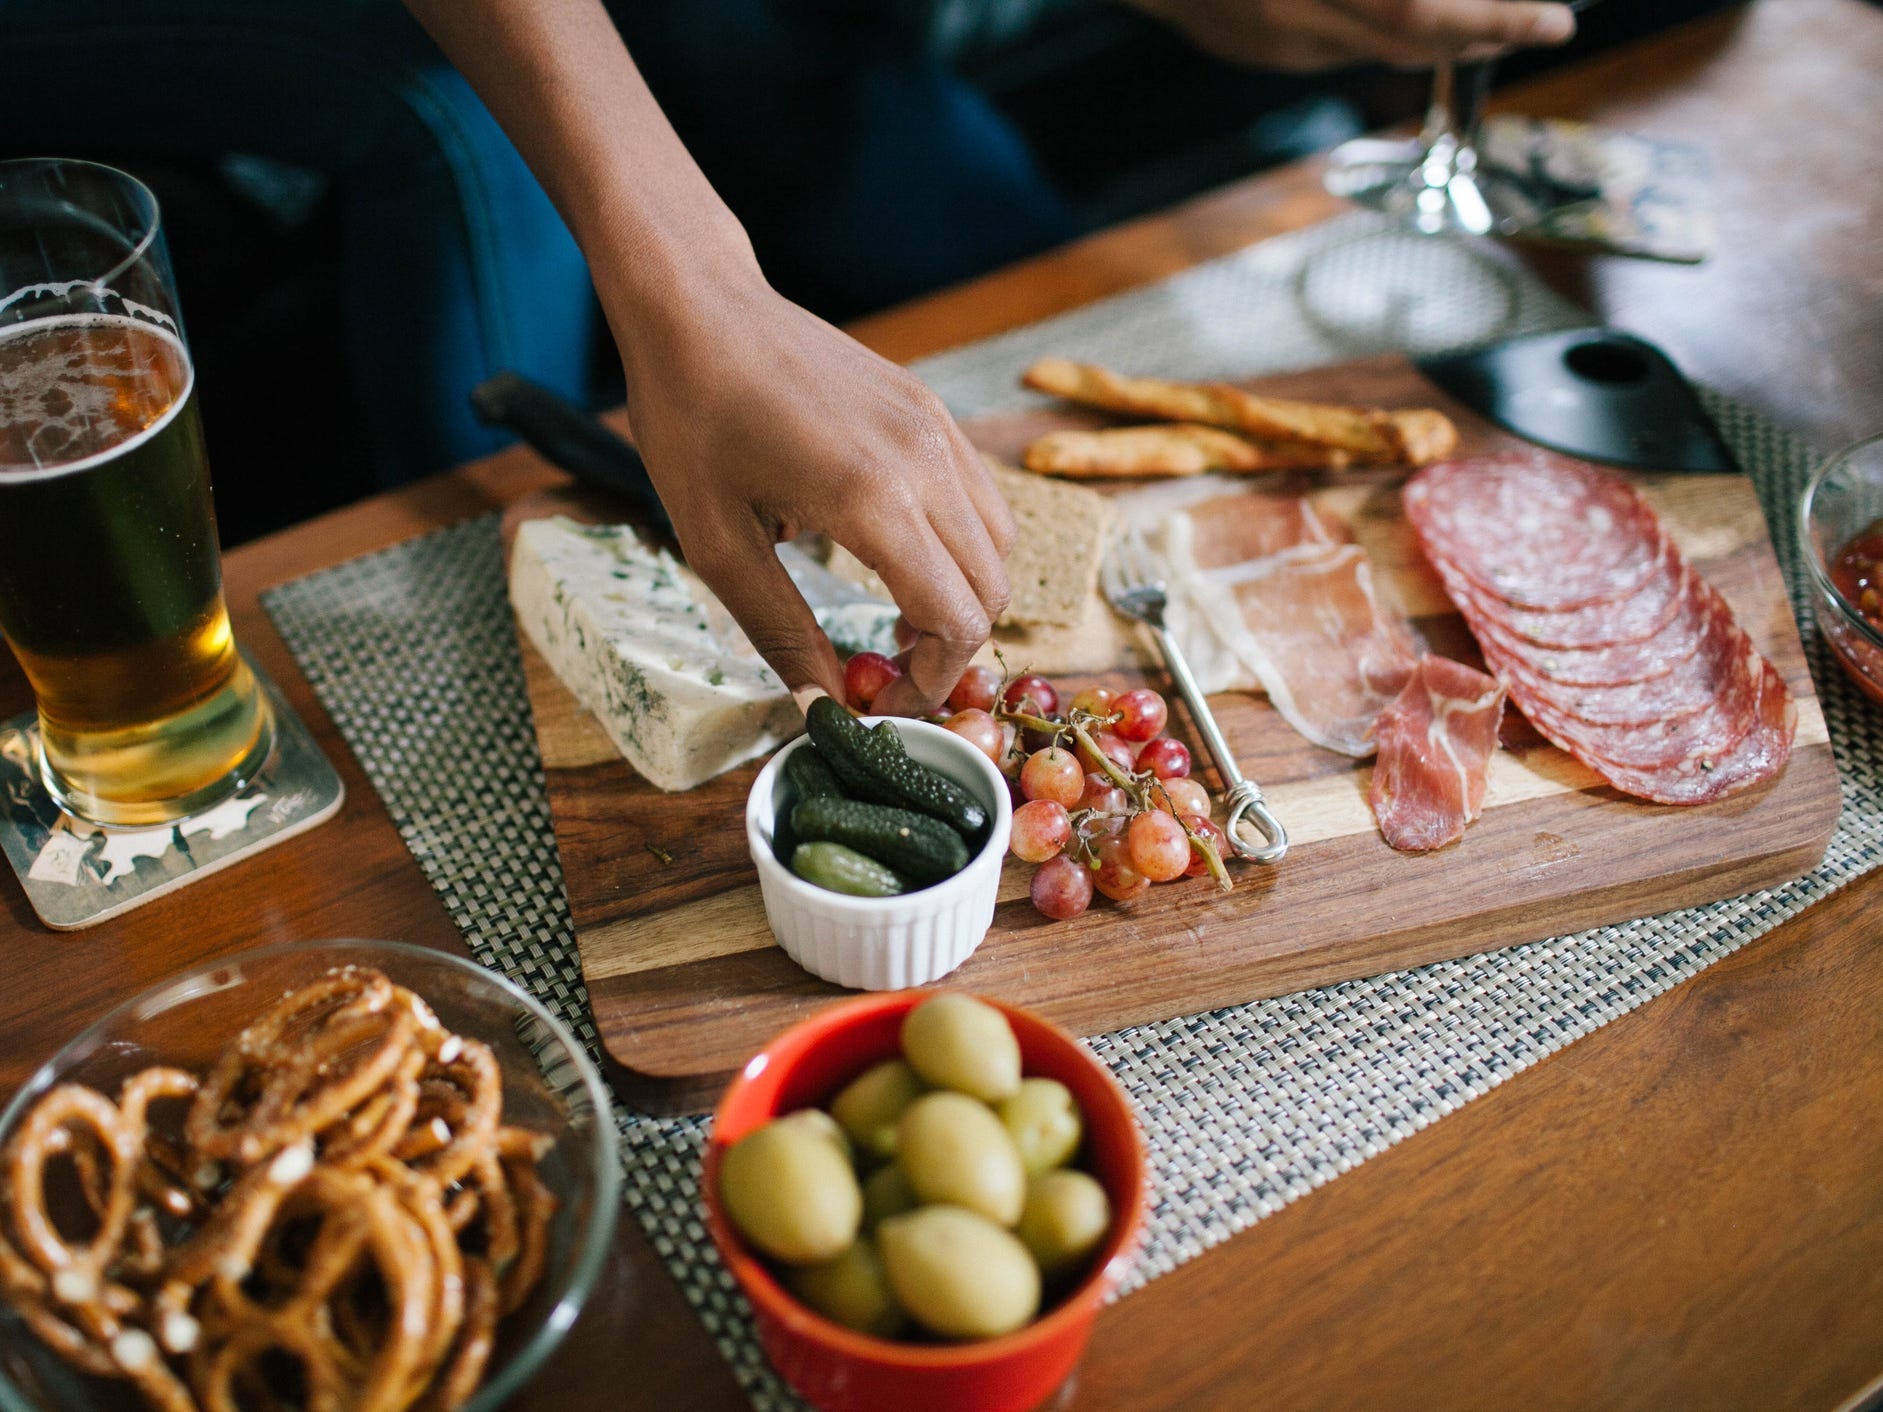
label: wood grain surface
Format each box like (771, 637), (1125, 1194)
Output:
(0, 2), (1877, 1408)
(512, 355), (1839, 1110)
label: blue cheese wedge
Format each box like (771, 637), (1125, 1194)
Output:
(510, 517), (801, 792)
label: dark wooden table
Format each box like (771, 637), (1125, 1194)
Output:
(5, 0), (1880, 1405)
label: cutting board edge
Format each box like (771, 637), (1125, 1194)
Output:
(584, 758), (1838, 1113)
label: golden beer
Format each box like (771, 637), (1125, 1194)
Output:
(0, 315), (272, 824)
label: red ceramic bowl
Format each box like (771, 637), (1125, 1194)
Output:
(703, 992), (1148, 1412)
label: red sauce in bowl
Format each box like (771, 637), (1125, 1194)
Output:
(1825, 516), (1883, 703)
(1831, 518), (1883, 628)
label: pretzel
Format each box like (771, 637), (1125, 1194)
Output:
(423, 1256), (497, 1412)
(0, 967), (561, 1411)
(190, 996), (418, 1165)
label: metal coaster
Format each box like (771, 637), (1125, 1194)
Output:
(0, 658), (344, 930)
(1476, 115), (1714, 263)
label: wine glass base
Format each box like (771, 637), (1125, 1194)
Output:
(1292, 225), (1521, 354)
(1325, 140), (1510, 239)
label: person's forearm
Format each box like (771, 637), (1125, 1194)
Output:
(402, 0), (759, 386)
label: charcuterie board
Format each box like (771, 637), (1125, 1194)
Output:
(502, 356), (1839, 1113)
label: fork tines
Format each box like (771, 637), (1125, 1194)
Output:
(1102, 526), (1169, 623)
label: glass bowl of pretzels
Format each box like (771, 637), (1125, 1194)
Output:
(0, 938), (619, 1412)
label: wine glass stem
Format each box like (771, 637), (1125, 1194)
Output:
(1422, 58), (1493, 177)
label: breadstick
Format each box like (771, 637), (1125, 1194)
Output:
(1022, 424), (1354, 478)
(1021, 357), (1457, 465)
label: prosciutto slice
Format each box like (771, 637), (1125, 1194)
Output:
(1406, 454), (1795, 805)
(1166, 502), (1419, 756)
(1180, 489), (1349, 567)
(1369, 655), (1507, 852)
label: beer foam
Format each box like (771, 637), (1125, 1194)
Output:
(0, 279), (179, 332)
(0, 313), (194, 481)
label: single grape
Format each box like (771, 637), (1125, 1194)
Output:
(1092, 834), (1150, 902)
(1136, 736), (1192, 781)
(948, 664), (1000, 714)
(1155, 777), (1211, 817)
(1076, 730), (1136, 777)
(1020, 747), (1084, 808)
(1181, 815), (1229, 879)
(1020, 723), (1063, 755)
(943, 708), (1004, 765)
(1010, 800), (1071, 864)
(1068, 686), (1115, 719)
(1112, 688), (1168, 743)
(1077, 772), (1128, 814)
(1003, 674), (1060, 717)
(1031, 854), (1093, 921)
(844, 652), (901, 709)
(1126, 810), (1191, 882)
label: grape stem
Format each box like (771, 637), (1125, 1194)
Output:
(1000, 702), (1233, 894)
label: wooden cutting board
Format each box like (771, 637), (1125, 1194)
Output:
(502, 355), (1840, 1113)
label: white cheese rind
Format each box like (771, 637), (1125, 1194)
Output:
(510, 517), (801, 791)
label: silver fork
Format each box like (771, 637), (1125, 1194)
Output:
(1100, 527), (1288, 864)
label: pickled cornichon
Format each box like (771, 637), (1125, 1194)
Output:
(804, 695), (988, 840)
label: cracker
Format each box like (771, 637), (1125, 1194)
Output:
(985, 460), (1114, 628)
(819, 460), (1113, 631)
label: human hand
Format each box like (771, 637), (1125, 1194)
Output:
(614, 266), (1015, 717)
(1123, 0), (1577, 70)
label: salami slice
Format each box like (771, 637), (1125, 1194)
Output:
(1492, 633), (1761, 771)
(1455, 564), (1700, 688)
(1586, 658), (1797, 806)
(1448, 533), (1688, 651)
(1405, 452), (1664, 610)
(1469, 581), (1758, 729)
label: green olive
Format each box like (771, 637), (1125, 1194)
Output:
(895, 1091), (1025, 1226)
(901, 994), (1022, 1103)
(996, 1078), (1083, 1175)
(878, 1206), (1041, 1340)
(829, 1059), (925, 1161)
(861, 1163), (918, 1232)
(1014, 1169), (1111, 1280)
(718, 1117), (862, 1265)
(775, 1107), (853, 1164)
(784, 1237), (906, 1338)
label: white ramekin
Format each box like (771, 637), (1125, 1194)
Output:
(746, 716), (1013, 990)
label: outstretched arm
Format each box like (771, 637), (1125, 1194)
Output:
(404, 0), (1015, 716)
(1121, 0), (1577, 70)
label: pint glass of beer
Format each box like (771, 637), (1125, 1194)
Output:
(0, 159), (273, 826)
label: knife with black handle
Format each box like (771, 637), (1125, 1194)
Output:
(469, 371), (676, 542)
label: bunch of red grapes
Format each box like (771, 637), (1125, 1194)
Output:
(842, 653), (1231, 921)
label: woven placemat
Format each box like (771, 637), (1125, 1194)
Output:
(262, 214), (1882, 1408)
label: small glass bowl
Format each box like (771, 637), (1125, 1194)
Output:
(0, 939), (619, 1411)
(1799, 433), (1883, 705)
